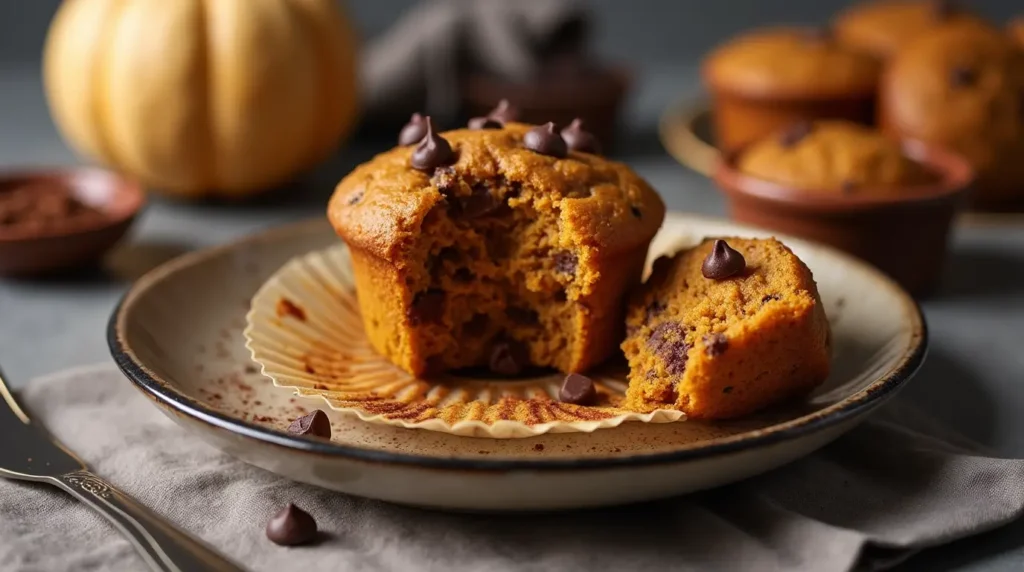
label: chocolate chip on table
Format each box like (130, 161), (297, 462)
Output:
(554, 251), (578, 275)
(559, 373), (598, 405)
(949, 65), (977, 87)
(398, 112), (428, 146)
(411, 117), (456, 171)
(489, 339), (530, 376)
(407, 289), (446, 326)
(287, 410), (331, 439)
(560, 118), (601, 154)
(704, 333), (729, 357)
(778, 121), (813, 148)
(266, 504), (318, 546)
(701, 240), (746, 280)
(523, 122), (568, 158)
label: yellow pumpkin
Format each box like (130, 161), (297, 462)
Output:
(43, 0), (359, 199)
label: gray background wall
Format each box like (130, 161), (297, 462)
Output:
(1, 0), (1020, 67)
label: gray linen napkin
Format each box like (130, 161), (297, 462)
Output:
(361, 0), (588, 125)
(2, 364), (1023, 572)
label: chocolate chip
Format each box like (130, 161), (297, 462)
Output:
(468, 116), (504, 130)
(949, 65), (977, 87)
(411, 117), (455, 171)
(455, 184), (504, 219)
(487, 99), (518, 123)
(431, 165), (459, 194)
(408, 289), (445, 326)
(648, 322), (690, 376)
(508, 306), (540, 325)
(346, 191), (363, 206)
(554, 251), (578, 275)
(778, 121), (813, 148)
(266, 504), (318, 546)
(762, 294), (781, 304)
(704, 333), (729, 357)
(489, 339), (530, 376)
(630, 205), (642, 219)
(287, 410), (331, 439)
(558, 373), (597, 405)
(523, 122), (568, 158)
(701, 240), (746, 280)
(398, 113), (428, 146)
(560, 118), (601, 154)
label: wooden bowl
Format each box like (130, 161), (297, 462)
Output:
(0, 168), (145, 277)
(713, 141), (973, 297)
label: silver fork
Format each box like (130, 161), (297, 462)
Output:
(0, 366), (243, 572)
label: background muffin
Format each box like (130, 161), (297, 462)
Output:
(1010, 16), (1024, 47)
(833, 0), (986, 60)
(879, 19), (1024, 208)
(737, 120), (935, 192)
(328, 120), (665, 377)
(702, 27), (880, 152)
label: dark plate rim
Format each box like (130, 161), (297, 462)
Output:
(107, 215), (928, 473)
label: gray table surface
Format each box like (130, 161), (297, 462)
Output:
(1, 64), (1022, 571)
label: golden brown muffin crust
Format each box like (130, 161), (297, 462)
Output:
(737, 120), (933, 191)
(329, 123), (665, 263)
(833, 0), (986, 60)
(703, 27), (880, 99)
(880, 19), (1024, 201)
(621, 237), (830, 419)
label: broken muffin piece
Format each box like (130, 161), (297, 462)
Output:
(621, 237), (831, 419)
(328, 120), (665, 376)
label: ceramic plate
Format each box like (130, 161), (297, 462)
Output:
(108, 213), (926, 511)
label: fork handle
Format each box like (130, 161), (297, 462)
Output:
(53, 470), (242, 572)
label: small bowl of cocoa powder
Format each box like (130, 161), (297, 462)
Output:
(0, 168), (145, 277)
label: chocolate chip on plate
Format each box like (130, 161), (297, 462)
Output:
(701, 240), (746, 280)
(523, 122), (568, 158)
(411, 117), (455, 171)
(778, 121), (813, 148)
(266, 504), (318, 546)
(287, 410), (332, 439)
(559, 373), (598, 405)
(398, 112), (428, 146)
(560, 118), (601, 154)
(489, 339), (530, 376)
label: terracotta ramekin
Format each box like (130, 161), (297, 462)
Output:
(713, 141), (973, 296)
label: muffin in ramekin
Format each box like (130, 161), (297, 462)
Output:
(702, 27), (880, 152)
(328, 118), (665, 376)
(879, 19), (1024, 210)
(833, 0), (986, 60)
(714, 120), (972, 296)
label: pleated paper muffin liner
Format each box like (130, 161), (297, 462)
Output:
(244, 243), (689, 438)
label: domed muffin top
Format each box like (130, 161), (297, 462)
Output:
(880, 20), (1024, 172)
(737, 120), (933, 191)
(833, 0), (986, 60)
(702, 27), (880, 99)
(328, 121), (666, 262)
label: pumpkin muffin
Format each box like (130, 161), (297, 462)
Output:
(702, 27), (880, 151)
(621, 238), (830, 419)
(328, 118), (665, 377)
(737, 120), (935, 192)
(833, 0), (985, 60)
(880, 19), (1024, 207)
